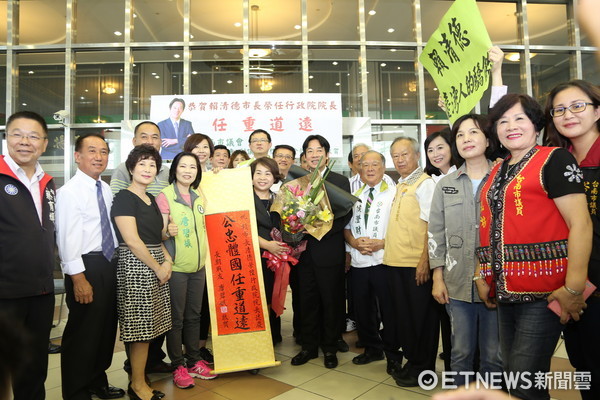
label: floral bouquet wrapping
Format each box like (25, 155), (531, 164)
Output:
(262, 228), (307, 317)
(270, 156), (335, 243)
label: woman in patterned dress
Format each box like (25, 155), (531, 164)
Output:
(111, 144), (173, 400)
(475, 94), (591, 400)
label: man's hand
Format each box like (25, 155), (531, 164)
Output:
(161, 138), (178, 147)
(415, 259), (431, 286)
(71, 273), (93, 304)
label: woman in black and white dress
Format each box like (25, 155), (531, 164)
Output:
(111, 144), (173, 400)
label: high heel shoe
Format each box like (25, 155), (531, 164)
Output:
(127, 383), (161, 400)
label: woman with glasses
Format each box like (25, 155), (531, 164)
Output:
(545, 80), (600, 400)
(476, 93), (591, 400)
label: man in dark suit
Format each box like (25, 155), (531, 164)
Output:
(157, 98), (194, 160)
(291, 135), (352, 369)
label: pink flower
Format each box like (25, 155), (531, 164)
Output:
(296, 210), (306, 219)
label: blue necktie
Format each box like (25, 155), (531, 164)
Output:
(96, 181), (115, 261)
(174, 121), (179, 133)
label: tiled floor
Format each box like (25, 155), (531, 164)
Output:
(45, 292), (582, 400)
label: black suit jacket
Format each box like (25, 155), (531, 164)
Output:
(301, 171), (352, 267)
(253, 192), (280, 241)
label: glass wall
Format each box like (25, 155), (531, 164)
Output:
(0, 0), (596, 185)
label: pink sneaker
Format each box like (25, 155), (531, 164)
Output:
(188, 360), (218, 380)
(173, 365), (195, 389)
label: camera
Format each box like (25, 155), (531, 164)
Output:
(53, 110), (69, 122)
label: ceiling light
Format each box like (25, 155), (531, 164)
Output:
(309, 88), (313, 92)
(102, 85), (116, 95)
(154, 75), (160, 79)
(332, 61), (338, 65)
(335, 82), (341, 86)
(248, 48), (271, 58)
(114, 31), (122, 36)
(133, 100), (138, 103)
(22, 103), (27, 106)
(433, 88), (438, 91)
(189, 34), (194, 39)
(234, 22), (242, 27)
(133, 13), (137, 18)
(192, 71), (198, 75)
(309, 75), (314, 79)
(260, 80), (273, 92)
(390, 49), (397, 52)
(387, 28), (395, 33)
(80, 96), (85, 100)
(403, 93), (408, 96)
(380, 63), (386, 67)
(227, 80), (233, 84)
(294, 25), (301, 30)
(387, 99), (391, 102)
(173, 54), (180, 59)
(368, 10), (376, 15)
(151, 72), (157, 75)
(28, 70), (34, 74)
(504, 52), (536, 62)
(212, 89), (217, 93)
(397, 66), (401, 70)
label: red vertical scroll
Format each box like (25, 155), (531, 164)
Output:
(205, 210), (265, 335)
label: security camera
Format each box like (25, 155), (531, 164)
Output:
(53, 110), (69, 121)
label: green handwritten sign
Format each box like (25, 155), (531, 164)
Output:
(419, 0), (492, 123)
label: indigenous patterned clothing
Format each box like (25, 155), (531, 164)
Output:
(477, 146), (584, 302)
(579, 136), (600, 288)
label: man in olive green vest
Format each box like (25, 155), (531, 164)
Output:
(383, 137), (439, 387)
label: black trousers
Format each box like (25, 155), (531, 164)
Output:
(351, 265), (403, 361)
(61, 254), (118, 400)
(289, 264), (302, 340)
(386, 266), (440, 377)
(0, 293), (54, 400)
(297, 253), (345, 354)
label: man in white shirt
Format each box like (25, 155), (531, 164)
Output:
(344, 151), (400, 368)
(0, 111), (56, 399)
(348, 143), (396, 193)
(56, 134), (124, 400)
(383, 137), (438, 387)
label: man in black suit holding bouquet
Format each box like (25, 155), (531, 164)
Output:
(290, 135), (352, 369)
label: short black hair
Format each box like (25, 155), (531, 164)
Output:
(6, 111), (48, 136)
(347, 150), (353, 163)
(488, 93), (546, 140)
(450, 114), (500, 164)
(169, 98), (185, 109)
(300, 151), (306, 159)
(125, 144), (162, 179)
(250, 157), (283, 184)
(169, 151), (202, 189)
(249, 129), (272, 143)
(302, 134), (330, 153)
(134, 121), (160, 137)
(273, 144), (296, 159)
(213, 144), (231, 157)
(75, 133), (109, 153)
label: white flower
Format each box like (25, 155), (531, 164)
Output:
(564, 164), (583, 183)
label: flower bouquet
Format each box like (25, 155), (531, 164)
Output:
(270, 156), (335, 244)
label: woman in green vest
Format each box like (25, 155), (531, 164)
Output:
(156, 152), (216, 390)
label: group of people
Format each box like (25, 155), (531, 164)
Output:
(0, 81), (599, 400)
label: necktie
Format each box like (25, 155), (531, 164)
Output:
(364, 187), (374, 228)
(96, 181), (115, 261)
(174, 121), (179, 133)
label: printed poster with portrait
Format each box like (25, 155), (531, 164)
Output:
(149, 93), (342, 159)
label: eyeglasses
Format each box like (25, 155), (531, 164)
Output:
(250, 138), (269, 143)
(550, 102), (595, 117)
(6, 132), (47, 142)
(274, 154), (293, 160)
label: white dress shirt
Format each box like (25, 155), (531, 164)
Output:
(56, 169), (118, 275)
(397, 168), (436, 222)
(4, 153), (46, 223)
(345, 180), (395, 268)
(349, 172), (396, 194)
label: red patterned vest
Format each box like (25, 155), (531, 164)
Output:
(477, 146), (568, 299)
